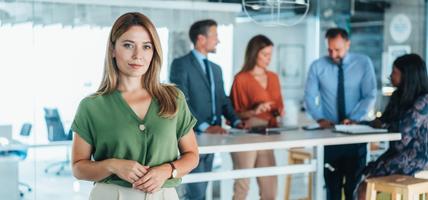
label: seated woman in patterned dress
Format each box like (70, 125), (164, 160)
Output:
(356, 53), (428, 199)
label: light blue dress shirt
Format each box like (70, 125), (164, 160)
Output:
(192, 50), (217, 131)
(304, 53), (377, 123)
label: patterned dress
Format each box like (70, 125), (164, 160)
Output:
(364, 94), (428, 177)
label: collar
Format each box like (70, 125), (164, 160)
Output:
(328, 52), (350, 66)
(192, 49), (207, 61)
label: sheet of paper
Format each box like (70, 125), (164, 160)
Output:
(334, 124), (388, 134)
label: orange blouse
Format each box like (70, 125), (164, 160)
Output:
(230, 71), (284, 127)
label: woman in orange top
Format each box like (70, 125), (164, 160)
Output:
(230, 35), (284, 200)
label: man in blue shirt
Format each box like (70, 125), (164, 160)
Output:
(170, 19), (243, 200)
(304, 28), (377, 200)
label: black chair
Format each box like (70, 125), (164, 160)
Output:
(19, 123), (32, 197)
(43, 108), (72, 175)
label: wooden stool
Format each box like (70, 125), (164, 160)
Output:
(366, 175), (428, 200)
(414, 169), (428, 179)
(284, 148), (312, 200)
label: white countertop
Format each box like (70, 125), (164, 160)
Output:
(197, 129), (401, 154)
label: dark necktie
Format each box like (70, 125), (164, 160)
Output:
(203, 58), (215, 124)
(203, 59), (211, 86)
(337, 62), (346, 122)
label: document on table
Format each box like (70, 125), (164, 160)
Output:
(334, 124), (388, 134)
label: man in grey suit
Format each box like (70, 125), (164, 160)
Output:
(170, 19), (242, 200)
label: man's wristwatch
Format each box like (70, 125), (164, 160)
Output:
(169, 162), (178, 179)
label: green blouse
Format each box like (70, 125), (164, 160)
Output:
(71, 89), (197, 188)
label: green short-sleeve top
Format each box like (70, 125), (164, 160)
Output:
(71, 89), (197, 188)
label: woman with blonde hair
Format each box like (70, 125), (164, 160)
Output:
(71, 12), (199, 200)
(230, 34), (285, 200)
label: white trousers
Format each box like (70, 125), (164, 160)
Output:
(89, 183), (179, 200)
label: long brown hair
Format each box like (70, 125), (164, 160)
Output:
(240, 34), (273, 72)
(96, 12), (178, 118)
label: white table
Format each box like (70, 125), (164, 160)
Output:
(27, 140), (72, 148)
(0, 125), (20, 200)
(183, 129), (401, 200)
(0, 140), (27, 200)
(0, 137), (72, 200)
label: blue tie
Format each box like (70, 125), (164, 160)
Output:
(337, 62), (346, 122)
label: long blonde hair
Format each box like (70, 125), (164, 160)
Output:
(96, 12), (178, 118)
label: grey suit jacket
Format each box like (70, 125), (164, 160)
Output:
(169, 52), (239, 132)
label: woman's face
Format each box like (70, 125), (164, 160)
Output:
(390, 66), (401, 87)
(113, 25), (154, 78)
(256, 45), (273, 69)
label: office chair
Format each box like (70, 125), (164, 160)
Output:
(19, 123), (32, 197)
(43, 108), (73, 175)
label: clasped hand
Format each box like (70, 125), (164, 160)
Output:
(132, 164), (171, 193)
(111, 160), (170, 193)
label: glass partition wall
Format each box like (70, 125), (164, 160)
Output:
(317, 0), (426, 116)
(0, 0), (425, 199)
(0, 1), (238, 199)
